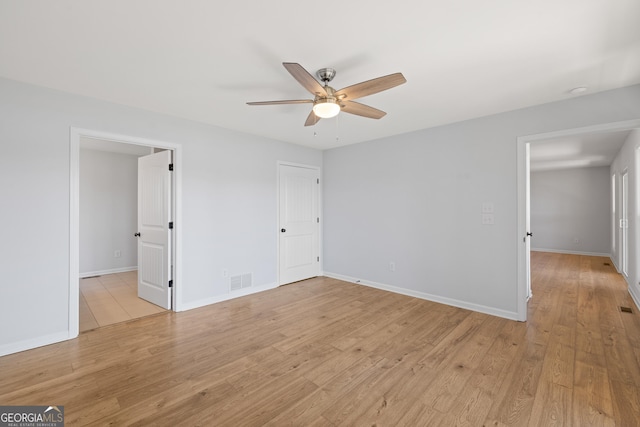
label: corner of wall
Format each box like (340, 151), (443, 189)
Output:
(629, 284), (640, 312)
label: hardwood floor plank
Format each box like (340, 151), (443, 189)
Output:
(572, 360), (616, 426)
(609, 379), (640, 425)
(440, 386), (494, 426)
(264, 356), (387, 426)
(529, 381), (572, 427)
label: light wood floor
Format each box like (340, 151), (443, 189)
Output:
(80, 271), (166, 332)
(1, 252), (639, 425)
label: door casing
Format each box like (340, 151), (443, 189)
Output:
(277, 161), (322, 286)
(70, 127), (182, 339)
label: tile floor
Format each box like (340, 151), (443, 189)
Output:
(79, 270), (166, 332)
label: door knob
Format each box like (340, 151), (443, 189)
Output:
(526, 232), (533, 237)
(281, 229), (286, 233)
(134, 232), (141, 237)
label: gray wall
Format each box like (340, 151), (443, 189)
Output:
(530, 167), (611, 255)
(323, 84), (640, 319)
(0, 77), (322, 355)
(79, 148), (139, 275)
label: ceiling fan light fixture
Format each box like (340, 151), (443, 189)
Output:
(312, 99), (340, 118)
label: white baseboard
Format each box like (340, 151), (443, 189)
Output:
(628, 286), (640, 312)
(177, 282), (278, 312)
(323, 272), (520, 321)
(80, 266), (138, 278)
(0, 331), (71, 358)
(611, 257), (621, 273)
(531, 248), (611, 257)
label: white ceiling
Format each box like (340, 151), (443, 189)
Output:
(1, 1), (639, 150)
(529, 130), (630, 172)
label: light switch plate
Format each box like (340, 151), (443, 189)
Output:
(482, 202), (494, 213)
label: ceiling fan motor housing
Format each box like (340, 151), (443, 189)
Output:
(316, 68), (336, 84)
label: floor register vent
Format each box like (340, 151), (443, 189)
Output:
(230, 273), (253, 291)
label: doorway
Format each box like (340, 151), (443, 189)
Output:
(517, 119), (640, 321)
(69, 128), (182, 338)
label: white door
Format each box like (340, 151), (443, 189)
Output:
(137, 150), (172, 309)
(279, 164), (320, 285)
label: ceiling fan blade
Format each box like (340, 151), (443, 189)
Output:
(247, 99), (313, 106)
(304, 110), (321, 127)
(335, 73), (406, 101)
(340, 100), (386, 119)
(283, 62), (327, 96)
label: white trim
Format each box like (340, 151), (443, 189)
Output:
(178, 282), (278, 312)
(517, 119), (640, 323)
(276, 161), (322, 286)
(611, 256), (622, 273)
(80, 266), (138, 278)
(629, 287), (640, 312)
(69, 129), (80, 339)
(324, 272), (520, 321)
(516, 136), (528, 321)
(70, 127), (184, 337)
(0, 331), (71, 358)
(531, 248), (612, 258)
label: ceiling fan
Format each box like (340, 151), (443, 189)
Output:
(247, 62), (406, 126)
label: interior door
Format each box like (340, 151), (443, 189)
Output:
(137, 150), (172, 309)
(279, 164), (320, 285)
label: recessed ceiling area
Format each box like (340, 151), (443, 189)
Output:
(529, 130), (631, 172)
(1, 1), (639, 150)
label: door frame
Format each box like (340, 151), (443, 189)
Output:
(276, 161), (322, 286)
(516, 118), (640, 322)
(69, 127), (183, 338)
(621, 169), (629, 277)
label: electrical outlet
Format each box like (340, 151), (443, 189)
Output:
(222, 269), (228, 278)
(114, 250), (121, 258)
(481, 202), (494, 213)
(389, 261), (396, 272)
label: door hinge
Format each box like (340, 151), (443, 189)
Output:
(317, 256), (320, 262)
(169, 163), (174, 171)
(169, 221), (174, 229)
(317, 178), (319, 184)
(317, 217), (319, 223)
(168, 280), (173, 288)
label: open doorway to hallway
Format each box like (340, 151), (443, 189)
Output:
(517, 119), (640, 320)
(80, 138), (161, 330)
(72, 129), (180, 335)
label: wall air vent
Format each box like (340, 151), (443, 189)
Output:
(230, 273), (253, 291)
